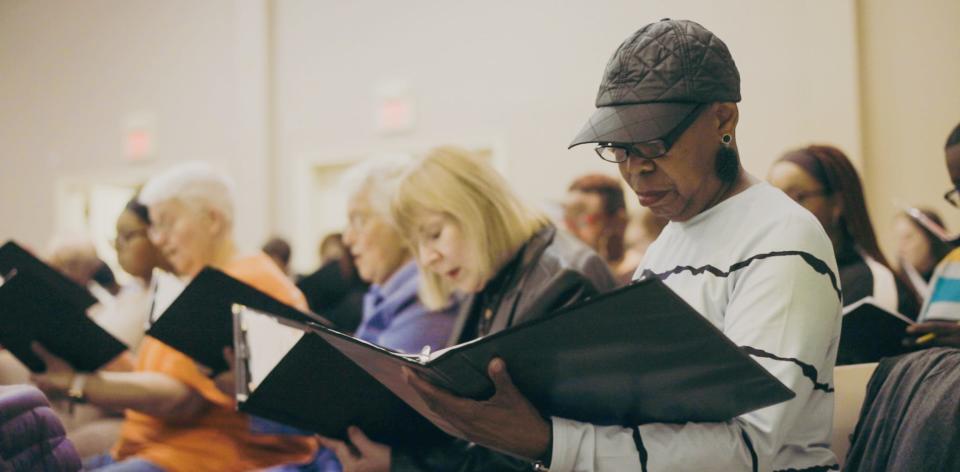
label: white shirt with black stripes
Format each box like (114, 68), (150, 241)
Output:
(548, 182), (842, 472)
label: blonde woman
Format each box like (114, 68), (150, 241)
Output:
(319, 147), (616, 472)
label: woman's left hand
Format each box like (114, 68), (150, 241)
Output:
(318, 426), (391, 472)
(403, 357), (551, 460)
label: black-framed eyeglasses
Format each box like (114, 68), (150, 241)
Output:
(944, 187), (960, 208)
(594, 103), (708, 163)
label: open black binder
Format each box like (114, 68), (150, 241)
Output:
(0, 240), (127, 372)
(245, 277), (795, 445)
(232, 306), (448, 447)
(145, 267), (332, 374)
(838, 297), (914, 365)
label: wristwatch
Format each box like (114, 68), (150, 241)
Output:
(67, 373), (88, 404)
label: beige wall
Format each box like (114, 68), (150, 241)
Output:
(858, 0), (960, 259)
(0, 0), (271, 253)
(1, 0), (956, 271)
(272, 0), (861, 269)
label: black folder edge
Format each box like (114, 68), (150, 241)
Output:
(145, 267), (335, 373)
(303, 277), (796, 422)
(231, 304), (451, 446)
(0, 241), (97, 309)
(0, 240), (126, 372)
(233, 304), (252, 403)
(838, 297), (914, 364)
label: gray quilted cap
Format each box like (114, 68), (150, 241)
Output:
(569, 19), (741, 148)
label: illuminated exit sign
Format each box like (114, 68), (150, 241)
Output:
(124, 112), (156, 161)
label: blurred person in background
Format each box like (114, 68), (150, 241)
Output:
(47, 235), (117, 303)
(97, 197), (175, 350)
(892, 208), (951, 299)
(845, 122), (960, 472)
(263, 236), (294, 278)
(318, 233), (347, 266)
(65, 197), (176, 459)
(618, 208), (668, 281)
(31, 162), (317, 472)
(907, 122), (960, 347)
(297, 234), (369, 333)
(264, 158), (460, 472)
(768, 145), (920, 318)
(564, 173), (631, 283)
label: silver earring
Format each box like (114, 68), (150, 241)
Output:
(721, 133), (733, 145)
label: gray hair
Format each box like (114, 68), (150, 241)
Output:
(139, 161), (236, 229)
(340, 157), (411, 222)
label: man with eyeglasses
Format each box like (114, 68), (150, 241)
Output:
(906, 122), (960, 347)
(401, 19), (842, 472)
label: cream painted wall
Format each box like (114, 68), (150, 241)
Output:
(858, 0), (960, 260)
(8, 0), (953, 275)
(0, 0), (271, 254)
(271, 0), (862, 270)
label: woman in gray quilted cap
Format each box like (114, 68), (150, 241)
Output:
(389, 19), (842, 472)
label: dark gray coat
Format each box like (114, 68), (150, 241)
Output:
(393, 224), (617, 472)
(447, 224), (617, 344)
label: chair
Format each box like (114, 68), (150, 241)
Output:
(831, 362), (877, 468)
(0, 384), (82, 471)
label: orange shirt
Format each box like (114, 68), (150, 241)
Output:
(112, 253), (317, 472)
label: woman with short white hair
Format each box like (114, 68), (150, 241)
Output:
(32, 162), (318, 472)
(266, 158), (461, 471)
(340, 158), (459, 353)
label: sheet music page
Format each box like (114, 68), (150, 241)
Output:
(149, 269), (188, 323)
(242, 308), (304, 390)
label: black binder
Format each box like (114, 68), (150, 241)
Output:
(0, 240), (127, 372)
(233, 306), (448, 447)
(248, 277), (795, 444)
(145, 267), (332, 374)
(838, 297), (914, 365)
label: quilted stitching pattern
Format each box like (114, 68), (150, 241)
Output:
(596, 19), (740, 107)
(0, 385), (81, 472)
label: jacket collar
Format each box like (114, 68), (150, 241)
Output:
(448, 224), (556, 344)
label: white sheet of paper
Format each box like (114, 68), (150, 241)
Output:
(241, 308), (304, 390)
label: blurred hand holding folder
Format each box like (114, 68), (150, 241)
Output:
(0, 240), (127, 372)
(901, 204), (960, 246)
(233, 277), (796, 446)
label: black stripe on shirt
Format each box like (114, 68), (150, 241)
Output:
(641, 250), (841, 301)
(741, 345), (834, 393)
(631, 426), (648, 472)
(741, 429), (759, 472)
(773, 464), (840, 472)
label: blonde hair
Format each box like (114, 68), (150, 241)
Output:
(391, 147), (548, 309)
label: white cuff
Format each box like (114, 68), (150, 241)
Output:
(548, 416), (582, 472)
